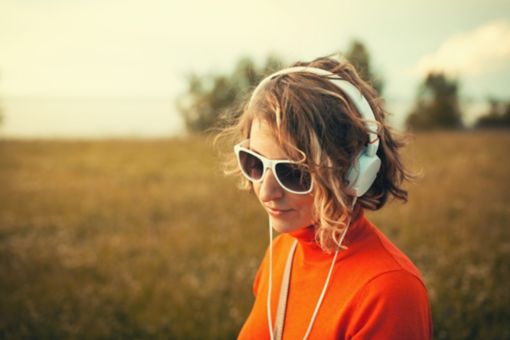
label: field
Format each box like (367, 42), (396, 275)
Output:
(0, 131), (509, 339)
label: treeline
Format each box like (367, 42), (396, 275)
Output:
(177, 40), (510, 133)
(474, 98), (510, 129)
(405, 73), (510, 130)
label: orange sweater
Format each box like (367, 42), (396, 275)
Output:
(238, 214), (432, 339)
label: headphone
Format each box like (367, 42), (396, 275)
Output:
(250, 66), (381, 197)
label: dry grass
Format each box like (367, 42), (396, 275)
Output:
(0, 131), (509, 339)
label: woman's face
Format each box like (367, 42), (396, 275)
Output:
(249, 118), (315, 233)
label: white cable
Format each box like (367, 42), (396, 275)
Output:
(267, 218), (274, 340)
(302, 197), (357, 340)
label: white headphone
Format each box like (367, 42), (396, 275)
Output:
(250, 66), (381, 197)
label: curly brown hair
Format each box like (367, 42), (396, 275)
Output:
(215, 55), (414, 253)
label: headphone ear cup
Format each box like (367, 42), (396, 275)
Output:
(346, 154), (382, 197)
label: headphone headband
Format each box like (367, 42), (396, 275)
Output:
(250, 66), (379, 156)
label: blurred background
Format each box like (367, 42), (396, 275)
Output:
(0, 0), (509, 339)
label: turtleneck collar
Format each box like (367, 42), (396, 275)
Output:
(288, 213), (370, 264)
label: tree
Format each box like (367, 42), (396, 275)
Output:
(345, 40), (384, 95)
(177, 40), (383, 133)
(177, 54), (284, 133)
(405, 72), (463, 130)
(474, 98), (510, 129)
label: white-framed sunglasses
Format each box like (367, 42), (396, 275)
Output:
(234, 140), (313, 195)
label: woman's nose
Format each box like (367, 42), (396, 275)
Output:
(257, 168), (284, 202)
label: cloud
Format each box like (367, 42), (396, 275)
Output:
(414, 19), (510, 76)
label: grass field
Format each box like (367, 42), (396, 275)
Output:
(0, 131), (509, 339)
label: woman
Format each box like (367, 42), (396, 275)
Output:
(219, 56), (432, 339)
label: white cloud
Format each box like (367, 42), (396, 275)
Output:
(414, 19), (510, 76)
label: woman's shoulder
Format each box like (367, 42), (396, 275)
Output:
(342, 268), (432, 339)
(358, 268), (428, 300)
(351, 218), (425, 281)
(336, 217), (427, 303)
(340, 219), (432, 337)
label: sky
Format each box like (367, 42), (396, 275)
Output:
(1, 0), (509, 138)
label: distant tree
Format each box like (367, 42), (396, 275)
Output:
(474, 98), (510, 129)
(178, 40), (383, 133)
(177, 54), (284, 133)
(345, 40), (384, 95)
(405, 72), (463, 130)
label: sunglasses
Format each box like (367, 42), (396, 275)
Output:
(234, 140), (313, 195)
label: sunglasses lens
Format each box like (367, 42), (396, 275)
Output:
(275, 162), (311, 193)
(238, 150), (264, 180)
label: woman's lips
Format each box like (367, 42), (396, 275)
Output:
(266, 206), (293, 216)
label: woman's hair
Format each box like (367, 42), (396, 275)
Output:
(215, 55), (414, 253)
